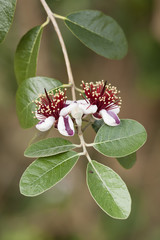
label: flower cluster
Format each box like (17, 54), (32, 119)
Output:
(81, 80), (122, 126)
(34, 81), (121, 136)
(34, 88), (74, 136)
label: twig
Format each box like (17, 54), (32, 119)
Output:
(40, 0), (94, 166)
(78, 126), (93, 162)
(40, 0), (76, 101)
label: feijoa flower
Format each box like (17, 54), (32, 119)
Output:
(81, 80), (122, 126)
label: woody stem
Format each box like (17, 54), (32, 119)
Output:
(40, 0), (93, 162)
(40, 0), (76, 101)
(78, 126), (93, 163)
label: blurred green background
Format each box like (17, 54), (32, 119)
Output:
(0, 0), (160, 239)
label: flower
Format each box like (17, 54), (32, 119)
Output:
(34, 89), (75, 136)
(60, 100), (97, 126)
(80, 80), (122, 126)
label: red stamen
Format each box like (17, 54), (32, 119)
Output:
(34, 89), (67, 123)
(100, 80), (107, 96)
(44, 88), (51, 103)
(81, 80), (121, 113)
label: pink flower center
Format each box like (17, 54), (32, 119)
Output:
(81, 80), (122, 113)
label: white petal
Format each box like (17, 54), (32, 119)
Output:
(66, 100), (74, 105)
(35, 112), (46, 121)
(75, 118), (82, 127)
(109, 105), (120, 114)
(58, 115), (75, 136)
(60, 103), (77, 116)
(79, 104), (97, 114)
(71, 105), (83, 119)
(100, 109), (120, 126)
(36, 116), (55, 132)
(77, 99), (89, 104)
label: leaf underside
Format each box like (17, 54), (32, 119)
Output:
(0, 0), (17, 43)
(20, 151), (79, 196)
(87, 160), (131, 219)
(24, 137), (76, 158)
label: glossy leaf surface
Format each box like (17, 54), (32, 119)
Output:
(94, 119), (147, 158)
(65, 10), (128, 59)
(0, 0), (16, 43)
(16, 76), (62, 128)
(87, 160), (131, 219)
(14, 25), (43, 85)
(25, 138), (76, 158)
(20, 151), (79, 196)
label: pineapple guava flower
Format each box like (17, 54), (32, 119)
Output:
(60, 99), (97, 126)
(34, 89), (74, 136)
(81, 80), (122, 126)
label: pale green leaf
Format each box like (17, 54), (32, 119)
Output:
(20, 151), (79, 196)
(94, 119), (147, 158)
(16, 76), (62, 128)
(65, 10), (128, 60)
(0, 0), (17, 43)
(87, 160), (131, 219)
(14, 25), (43, 85)
(117, 152), (136, 169)
(24, 137), (76, 158)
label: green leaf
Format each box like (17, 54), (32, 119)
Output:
(65, 10), (128, 60)
(20, 151), (79, 196)
(93, 119), (147, 158)
(117, 152), (136, 169)
(24, 137), (76, 158)
(92, 119), (104, 133)
(0, 0), (17, 43)
(87, 160), (131, 219)
(16, 76), (62, 128)
(29, 130), (50, 146)
(14, 25), (43, 85)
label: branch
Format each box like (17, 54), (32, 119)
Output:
(40, 0), (76, 101)
(40, 1), (93, 165)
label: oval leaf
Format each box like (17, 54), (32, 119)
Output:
(24, 137), (76, 158)
(87, 160), (131, 219)
(0, 0), (17, 43)
(20, 151), (79, 196)
(16, 76), (62, 128)
(14, 25), (43, 85)
(117, 152), (136, 169)
(93, 119), (147, 158)
(65, 10), (128, 60)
